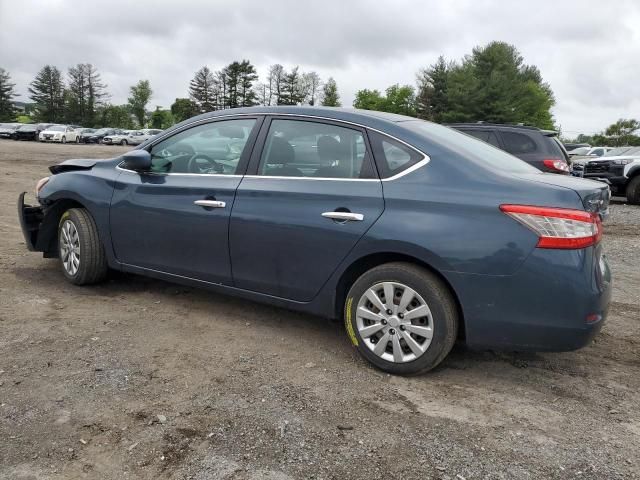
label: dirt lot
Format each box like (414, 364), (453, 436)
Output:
(0, 140), (638, 480)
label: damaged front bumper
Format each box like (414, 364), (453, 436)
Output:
(17, 192), (44, 251)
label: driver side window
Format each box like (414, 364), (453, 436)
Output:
(148, 119), (256, 175)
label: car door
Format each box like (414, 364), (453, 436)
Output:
(229, 117), (384, 301)
(66, 127), (77, 142)
(110, 117), (262, 283)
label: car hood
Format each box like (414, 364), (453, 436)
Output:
(49, 158), (99, 174)
(513, 172), (610, 215)
(41, 130), (63, 135)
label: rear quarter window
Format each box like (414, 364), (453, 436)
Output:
(500, 131), (537, 154)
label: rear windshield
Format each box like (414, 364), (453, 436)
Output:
(546, 136), (570, 161)
(404, 120), (539, 173)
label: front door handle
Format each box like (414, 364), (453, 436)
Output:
(194, 200), (226, 208)
(321, 211), (364, 222)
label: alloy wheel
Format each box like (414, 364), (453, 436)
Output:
(60, 220), (80, 276)
(356, 282), (434, 363)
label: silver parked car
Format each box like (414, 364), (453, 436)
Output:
(126, 129), (163, 146)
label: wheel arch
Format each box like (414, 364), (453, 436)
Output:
(333, 252), (466, 340)
(36, 198), (88, 257)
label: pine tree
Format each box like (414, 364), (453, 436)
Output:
(66, 63), (107, 126)
(28, 65), (65, 123)
(237, 60), (258, 107)
(280, 67), (306, 105)
(0, 68), (17, 121)
(321, 77), (341, 107)
(189, 66), (216, 113)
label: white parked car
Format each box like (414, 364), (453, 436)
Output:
(126, 128), (163, 146)
(102, 130), (134, 146)
(39, 125), (80, 143)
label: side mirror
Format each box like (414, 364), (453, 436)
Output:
(122, 150), (152, 172)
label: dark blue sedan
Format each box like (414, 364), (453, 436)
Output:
(18, 107), (612, 375)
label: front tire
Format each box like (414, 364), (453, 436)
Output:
(58, 208), (108, 285)
(626, 176), (640, 205)
(344, 262), (458, 375)
(120, 139), (128, 146)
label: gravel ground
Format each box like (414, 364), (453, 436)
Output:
(0, 140), (639, 480)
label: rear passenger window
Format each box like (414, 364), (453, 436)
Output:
(368, 131), (424, 178)
(258, 119), (376, 179)
(501, 131), (537, 154)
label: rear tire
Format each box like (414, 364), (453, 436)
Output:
(626, 176), (640, 205)
(120, 139), (127, 146)
(57, 208), (108, 285)
(344, 262), (458, 375)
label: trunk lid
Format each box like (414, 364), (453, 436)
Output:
(514, 172), (611, 217)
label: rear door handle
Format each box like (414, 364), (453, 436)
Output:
(321, 211), (364, 222)
(194, 200), (226, 208)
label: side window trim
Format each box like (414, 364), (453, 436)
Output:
(367, 129), (429, 180)
(245, 115), (380, 180)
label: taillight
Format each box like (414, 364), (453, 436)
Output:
(543, 159), (570, 173)
(500, 204), (602, 249)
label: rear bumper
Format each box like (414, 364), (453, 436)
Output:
(18, 192), (44, 251)
(447, 244), (612, 352)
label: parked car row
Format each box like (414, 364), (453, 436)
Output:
(0, 123), (162, 145)
(571, 146), (640, 204)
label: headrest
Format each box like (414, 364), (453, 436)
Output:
(317, 135), (349, 162)
(266, 136), (295, 165)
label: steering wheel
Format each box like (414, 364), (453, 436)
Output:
(187, 154), (224, 174)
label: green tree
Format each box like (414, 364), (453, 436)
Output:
(28, 65), (65, 123)
(416, 56), (451, 121)
(438, 42), (556, 129)
(65, 63), (107, 126)
(170, 98), (198, 123)
(128, 80), (152, 127)
(353, 88), (384, 110)
(321, 77), (341, 107)
(218, 60), (259, 109)
(150, 107), (174, 129)
(237, 60), (258, 107)
(604, 118), (640, 146)
(95, 104), (134, 129)
(189, 66), (216, 113)
(383, 84), (416, 116)
(0, 68), (17, 121)
(279, 66), (306, 105)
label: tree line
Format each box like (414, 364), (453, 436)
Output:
(0, 61), (341, 129)
(1, 40), (636, 142)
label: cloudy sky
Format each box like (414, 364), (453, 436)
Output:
(1, 0), (639, 135)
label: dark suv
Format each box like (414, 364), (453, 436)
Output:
(449, 123), (571, 174)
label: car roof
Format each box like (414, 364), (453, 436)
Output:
(446, 121), (552, 133)
(179, 106), (419, 129)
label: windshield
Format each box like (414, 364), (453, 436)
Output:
(404, 120), (539, 173)
(48, 126), (65, 132)
(18, 125), (36, 131)
(94, 129), (110, 135)
(605, 147), (633, 156)
(570, 147), (591, 155)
